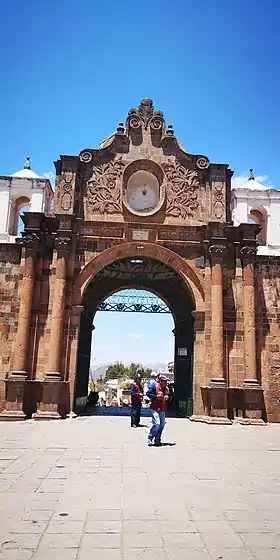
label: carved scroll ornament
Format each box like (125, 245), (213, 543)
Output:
(80, 151), (92, 163)
(196, 156), (210, 170)
(87, 157), (125, 214)
(163, 159), (200, 219)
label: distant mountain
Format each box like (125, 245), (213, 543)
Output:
(144, 362), (169, 373)
(90, 361), (169, 380)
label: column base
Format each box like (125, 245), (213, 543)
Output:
(210, 378), (227, 386)
(33, 373), (62, 420)
(66, 411), (77, 419)
(190, 414), (232, 425)
(0, 372), (27, 421)
(233, 417), (266, 426)
(33, 410), (61, 421)
(0, 410), (26, 422)
(242, 383), (264, 422)
(45, 372), (61, 380)
(202, 384), (229, 420)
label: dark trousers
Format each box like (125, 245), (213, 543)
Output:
(131, 403), (141, 426)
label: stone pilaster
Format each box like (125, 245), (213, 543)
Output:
(209, 243), (227, 384)
(0, 233), (39, 421)
(240, 245), (258, 384)
(34, 235), (70, 420)
(207, 242), (230, 421)
(47, 237), (70, 376)
(240, 244), (264, 423)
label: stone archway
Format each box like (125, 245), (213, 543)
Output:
(73, 250), (204, 416)
(74, 242), (205, 311)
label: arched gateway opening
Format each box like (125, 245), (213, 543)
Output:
(74, 254), (196, 416)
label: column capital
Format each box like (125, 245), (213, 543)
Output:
(53, 235), (72, 251)
(208, 243), (227, 260)
(16, 232), (40, 248)
(240, 245), (258, 261)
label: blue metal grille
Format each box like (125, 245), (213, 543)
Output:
(97, 289), (171, 314)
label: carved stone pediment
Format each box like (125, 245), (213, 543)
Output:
(53, 98), (232, 225)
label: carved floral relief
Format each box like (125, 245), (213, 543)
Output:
(87, 157), (125, 214)
(163, 159), (200, 219)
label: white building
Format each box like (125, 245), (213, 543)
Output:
(0, 157), (53, 243)
(232, 169), (280, 256)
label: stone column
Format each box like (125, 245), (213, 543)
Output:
(0, 233), (39, 421)
(47, 238), (69, 376)
(240, 245), (258, 384)
(240, 245), (264, 422)
(34, 236), (70, 420)
(207, 243), (230, 422)
(209, 243), (227, 384)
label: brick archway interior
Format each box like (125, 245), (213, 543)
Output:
(74, 242), (204, 312)
(74, 255), (195, 416)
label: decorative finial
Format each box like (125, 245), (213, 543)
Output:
(24, 156), (31, 170)
(166, 124), (174, 137)
(249, 168), (254, 180)
(116, 122), (125, 134)
(138, 99), (154, 128)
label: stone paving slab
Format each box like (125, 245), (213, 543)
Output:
(0, 417), (280, 559)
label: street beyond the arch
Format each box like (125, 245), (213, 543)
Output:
(0, 417), (280, 560)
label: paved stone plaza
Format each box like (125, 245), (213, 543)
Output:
(0, 417), (280, 560)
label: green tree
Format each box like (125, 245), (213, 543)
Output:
(128, 363), (152, 378)
(105, 362), (152, 381)
(89, 380), (105, 392)
(119, 380), (132, 390)
(105, 362), (127, 381)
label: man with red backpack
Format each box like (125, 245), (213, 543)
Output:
(130, 373), (143, 427)
(147, 375), (169, 446)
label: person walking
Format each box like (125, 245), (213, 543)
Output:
(130, 373), (143, 428)
(147, 371), (157, 393)
(147, 375), (169, 446)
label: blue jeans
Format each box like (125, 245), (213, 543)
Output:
(148, 410), (166, 443)
(131, 403), (141, 427)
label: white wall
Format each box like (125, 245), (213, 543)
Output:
(0, 189), (10, 235)
(0, 176), (53, 243)
(30, 190), (45, 212)
(231, 188), (280, 256)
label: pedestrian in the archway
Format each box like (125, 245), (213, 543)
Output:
(147, 371), (157, 393)
(130, 374), (143, 428)
(147, 375), (169, 446)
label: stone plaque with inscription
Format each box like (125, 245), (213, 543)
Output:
(132, 230), (149, 241)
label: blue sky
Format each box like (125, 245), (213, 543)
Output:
(1, 0), (278, 366)
(92, 303), (174, 369)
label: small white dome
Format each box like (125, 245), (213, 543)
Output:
(11, 157), (41, 179)
(232, 169), (270, 191)
(12, 168), (41, 179)
(245, 178), (270, 191)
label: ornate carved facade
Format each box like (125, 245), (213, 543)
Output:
(0, 98), (279, 423)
